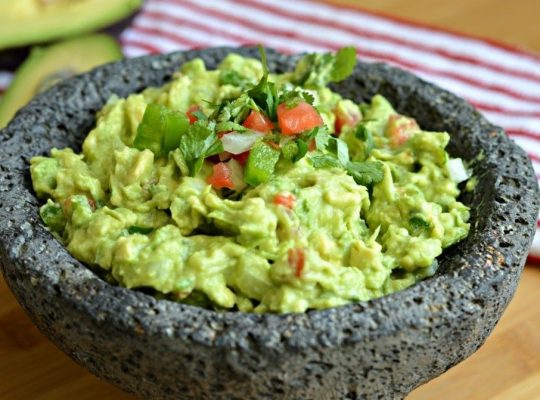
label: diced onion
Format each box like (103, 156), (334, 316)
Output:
(220, 132), (264, 155)
(446, 158), (470, 183)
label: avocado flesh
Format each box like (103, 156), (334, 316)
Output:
(0, 0), (142, 50)
(0, 34), (123, 128)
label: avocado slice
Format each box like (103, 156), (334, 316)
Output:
(0, 0), (142, 51)
(0, 34), (123, 128)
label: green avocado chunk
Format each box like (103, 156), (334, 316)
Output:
(0, 0), (142, 51)
(0, 34), (123, 128)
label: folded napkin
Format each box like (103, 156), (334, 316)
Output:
(1, 0), (539, 262)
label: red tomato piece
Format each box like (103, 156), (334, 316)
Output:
(232, 151), (250, 165)
(277, 102), (323, 135)
(186, 104), (200, 124)
(242, 110), (274, 133)
(288, 248), (305, 278)
(334, 107), (361, 135)
(386, 114), (419, 148)
(273, 193), (295, 209)
(206, 162), (234, 189)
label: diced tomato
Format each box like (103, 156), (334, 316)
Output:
(334, 106), (361, 135)
(242, 110), (274, 133)
(386, 114), (419, 148)
(186, 104), (200, 124)
(273, 193), (295, 209)
(308, 139), (316, 152)
(206, 162), (234, 189)
(277, 102), (323, 135)
(288, 248), (305, 278)
(232, 151), (250, 165)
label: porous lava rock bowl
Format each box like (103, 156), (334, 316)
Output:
(0, 47), (538, 400)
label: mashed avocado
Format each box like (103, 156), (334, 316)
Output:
(30, 48), (470, 313)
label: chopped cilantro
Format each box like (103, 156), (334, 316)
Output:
(327, 137), (350, 165)
(309, 137), (383, 187)
(247, 46), (279, 120)
(331, 46), (357, 82)
(215, 121), (248, 133)
(310, 154), (341, 169)
(178, 122), (223, 176)
(409, 215), (431, 235)
(279, 89), (315, 108)
(128, 226), (154, 235)
(345, 160), (384, 186)
(355, 123), (374, 158)
(293, 138), (308, 162)
(291, 46), (357, 88)
(214, 94), (257, 125)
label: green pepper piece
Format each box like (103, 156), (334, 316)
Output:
(244, 141), (280, 186)
(134, 103), (189, 157)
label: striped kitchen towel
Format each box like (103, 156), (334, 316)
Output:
(1, 0), (539, 262)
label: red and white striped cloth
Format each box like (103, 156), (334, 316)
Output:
(1, 0), (539, 263)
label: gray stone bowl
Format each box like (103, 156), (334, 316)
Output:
(0, 47), (538, 400)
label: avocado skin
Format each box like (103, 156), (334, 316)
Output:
(0, 9), (138, 71)
(0, 34), (123, 129)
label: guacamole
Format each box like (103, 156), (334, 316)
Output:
(30, 48), (470, 313)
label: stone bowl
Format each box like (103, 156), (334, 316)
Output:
(0, 47), (538, 400)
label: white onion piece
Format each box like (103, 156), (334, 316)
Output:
(220, 131), (264, 155)
(446, 158), (470, 183)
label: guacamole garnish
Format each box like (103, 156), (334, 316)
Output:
(30, 47), (471, 313)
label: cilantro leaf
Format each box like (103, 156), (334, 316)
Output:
(215, 121), (248, 133)
(279, 88), (315, 108)
(331, 46), (357, 82)
(247, 46), (279, 120)
(327, 137), (350, 165)
(309, 154), (341, 169)
(178, 122), (223, 176)
(309, 136), (383, 187)
(214, 94), (256, 125)
(293, 138), (308, 162)
(291, 47), (357, 88)
(345, 161), (384, 186)
(409, 215), (431, 235)
(355, 123), (374, 158)
(314, 127), (330, 151)
(127, 226), (154, 235)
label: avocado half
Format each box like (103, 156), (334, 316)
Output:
(0, 34), (123, 128)
(0, 0), (142, 51)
